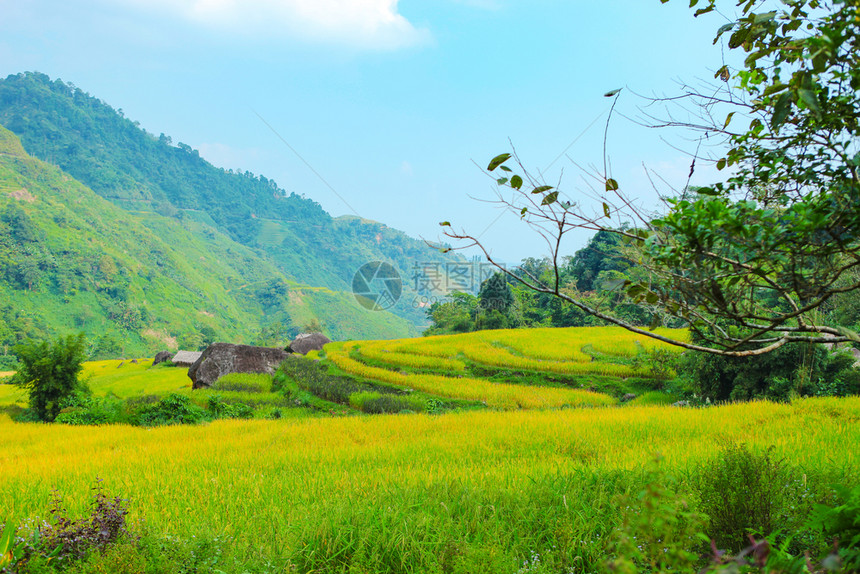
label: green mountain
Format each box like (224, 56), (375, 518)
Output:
(0, 124), (417, 366)
(0, 72), (457, 328)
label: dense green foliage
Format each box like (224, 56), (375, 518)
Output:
(680, 333), (860, 402)
(0, 124), (417, 362)
(425, 240), (657, 336)
(10, 333), (87, 421)
(0, 72), (456, 329)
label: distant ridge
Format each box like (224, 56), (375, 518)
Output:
(0, 123), (418, 365)
(0, 71), (458, 329)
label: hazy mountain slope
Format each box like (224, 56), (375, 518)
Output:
(0, 124), (416, 365)
(0, 72), (456, 327)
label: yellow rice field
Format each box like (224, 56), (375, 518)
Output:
(323, 327), (688, 408)
(328, 341), (617, 409)
(0, 397), (857, 563)
(80, 359), (191, 397)
(376, 327), (688, 364)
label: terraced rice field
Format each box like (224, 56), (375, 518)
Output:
(323, 327), (687, 409)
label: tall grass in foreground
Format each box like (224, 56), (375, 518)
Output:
(0, 397), (857, 572)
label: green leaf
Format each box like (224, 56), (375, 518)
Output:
(499, 165), (512, 172)
(728, 27), (749, 49)
(531, 185), (554, 194)
(627, 284), (646, 298)
(649, 314), (662, 331)
(541, 191), (559, 205)
(520, 207), (528, 218)
(716, 22), (735, 37)
(496, 177), (509, 186)
(723, 112), (735, 128)
(487, 153), (511, 171)
(753, 11), (776, 24)
(771, 91), (793, 129)
(1, 521), (15, 555)
(510, 175), (523, 190)
(605, 178), (619, 192)
(716, 158), (727, 170)
(604, 88), (622, 97)
(762, 82), (788, 97)
(797, 88), (821, 117)
(603, 202), (611, 218)
(439, 221), (450, 227)
(645, 291), (659, 305)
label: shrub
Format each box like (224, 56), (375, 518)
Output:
(133, 394), (210, 427)
(9, 480), (133, 571)
(349, 392), (426, 414)
(275, 356), (405, 409)
(55, 395), (126, 426)
(631, 347), (679, 381)
(679, 337), (858, 402)
(41, 481), (131, 564)
(212, 373), (271, 393)
(809, 483), (860, 570)
(9, 334), (88, 422)
(694, 444), (791, 553)
(701, 482), (860, 572)
(207, 394), (254, 420)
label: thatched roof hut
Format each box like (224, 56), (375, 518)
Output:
(172, 350), (203, 367)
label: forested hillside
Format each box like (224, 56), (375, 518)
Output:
(0, 72), (455, 326)
(0, 124), (416, 366)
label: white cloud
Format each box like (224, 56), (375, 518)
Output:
(113, 0), (429, 49)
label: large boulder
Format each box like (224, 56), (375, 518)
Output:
(287, 333), (331, 355)
(188, 343), (288, 389)
(153, 351), (172, 365)
(849, 347), (860, 368)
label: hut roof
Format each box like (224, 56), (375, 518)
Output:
(172, 350), (203, 366)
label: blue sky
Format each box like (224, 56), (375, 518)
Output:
(0, 0), (736, 262)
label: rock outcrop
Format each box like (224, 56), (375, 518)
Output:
(287, 333), (331, 355)
(153, 351), (173, 365)
(188, 343), (288, 389)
